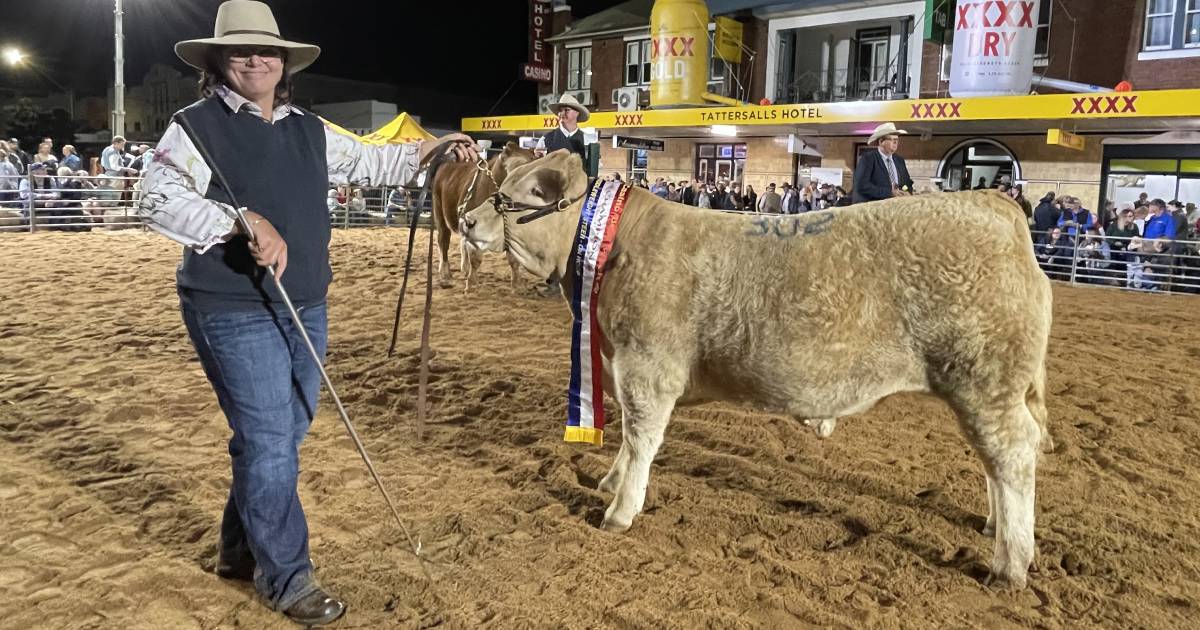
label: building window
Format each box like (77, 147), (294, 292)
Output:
(567, 46), (592, 91)
(625, 40), (650, 86)
(1145, 0), (1177, 50)
(1187, 0), (1200, 46)
(695, 143), (747, 185)
(628, 148), (648, 182)
(1035, 0), (1052, 58)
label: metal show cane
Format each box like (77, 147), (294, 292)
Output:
(172, 113), (432, 582)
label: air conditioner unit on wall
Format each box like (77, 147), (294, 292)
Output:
(537, 93), (556, 114)
(612, 86), (640, 111)
(565, 90), (592, 106)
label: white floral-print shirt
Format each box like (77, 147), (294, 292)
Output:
(138, 86), (422, 253)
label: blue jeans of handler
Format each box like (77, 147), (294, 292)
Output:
(181, 300), (328, 611)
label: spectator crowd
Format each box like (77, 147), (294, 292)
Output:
(0, 135), (153, 230)
(1031, 191), (1200, 292)
(7, 133), (1200, 295)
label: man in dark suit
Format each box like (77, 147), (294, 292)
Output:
(852, 122), (914, 204)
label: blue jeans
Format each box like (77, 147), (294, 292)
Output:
(181, 300), (328, 610)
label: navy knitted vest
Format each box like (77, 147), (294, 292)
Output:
(543, 127), (587, 160)
(174, 96), (330, 311)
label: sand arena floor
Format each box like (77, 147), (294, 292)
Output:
(1, 228), (1198, 629)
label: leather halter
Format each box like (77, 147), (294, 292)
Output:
(491, 177), (596, 225)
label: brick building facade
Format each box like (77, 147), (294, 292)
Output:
(501, 0), (1200, 210)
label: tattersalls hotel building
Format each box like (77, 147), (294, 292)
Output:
(470, 0), (1200, 210)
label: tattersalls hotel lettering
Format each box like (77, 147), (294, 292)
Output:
(701, 106), (822, 123)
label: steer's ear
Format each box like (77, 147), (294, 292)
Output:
(525, 150), (587, 205)
(559, 151), (588, 203)
(504, 140), (519, 154)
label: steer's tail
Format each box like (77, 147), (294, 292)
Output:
(1026, 353), (1054, 454)
(1025, 271), (1055, 455)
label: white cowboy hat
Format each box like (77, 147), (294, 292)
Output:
(175, 0), (321, 73)
(868, 122), (908, 145)
(548, 93), (590, 122)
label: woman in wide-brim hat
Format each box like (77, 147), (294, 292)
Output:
(138, 2), (476, 626)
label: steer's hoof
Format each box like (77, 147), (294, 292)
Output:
(984, 569), (1027, 592)
(804, 418), (837, 438)
(600, 516), (632, 533)
(438, 278), (454, 289)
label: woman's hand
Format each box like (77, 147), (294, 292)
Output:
(240, 210), (288, 279)
(418, 133), (478, 167)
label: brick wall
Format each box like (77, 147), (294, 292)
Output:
(552, 35), (627, 112)
(742, 18), (769, 103)
(1124, 0), (1200, 88)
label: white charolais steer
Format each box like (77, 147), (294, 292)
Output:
(461, 150), (1054, 590)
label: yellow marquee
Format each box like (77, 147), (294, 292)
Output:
(323, 112), (434, 145)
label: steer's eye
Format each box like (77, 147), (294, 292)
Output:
(531, 187), (544, 198)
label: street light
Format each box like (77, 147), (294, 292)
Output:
(113, 0), (125, 138)
(3, 46), (75, 121)
(3, 47), (24, 66)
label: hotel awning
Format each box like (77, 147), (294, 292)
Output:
(462, 89), (1200, 139)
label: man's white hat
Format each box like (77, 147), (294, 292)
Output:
(868, 122), (908, 145)
(175, 0), (321, 73)
(548, 93), (590, 123)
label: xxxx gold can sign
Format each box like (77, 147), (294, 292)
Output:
(649, 0), (709, 108)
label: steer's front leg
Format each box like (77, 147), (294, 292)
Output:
(600, 357), (684, 533)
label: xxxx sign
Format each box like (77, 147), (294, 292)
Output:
(1071, 95), (1138, 115)
(950, 0), (1042, 97)
(911, 102), (963, 119)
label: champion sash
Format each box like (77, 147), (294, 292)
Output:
(565, 179), (630, 446)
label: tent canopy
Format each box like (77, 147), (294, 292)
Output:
(322, 112), (434, 145)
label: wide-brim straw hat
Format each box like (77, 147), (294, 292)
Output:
(868, 122), (908, 145)
(548, 93), (590, 122)
(175, 0), (321, 73)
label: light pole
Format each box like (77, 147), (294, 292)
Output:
(3, 47), (75, 121)
(113, 0), (126, 138)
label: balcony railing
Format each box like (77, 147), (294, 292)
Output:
(775, 68), (911, 105)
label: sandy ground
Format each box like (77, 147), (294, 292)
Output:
(2, 228), (1199, 630)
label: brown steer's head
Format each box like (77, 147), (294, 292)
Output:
(460, 150), (588, 278)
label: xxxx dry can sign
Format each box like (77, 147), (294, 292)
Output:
(949, 0), (1041, 97)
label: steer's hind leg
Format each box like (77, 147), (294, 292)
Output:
(982, 475), (998, 537)
(956, 401), (1041, 590)
(600, 357), (684, 533)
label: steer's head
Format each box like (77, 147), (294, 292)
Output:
(461, 149), (588, 280)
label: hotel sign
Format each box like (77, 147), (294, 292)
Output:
(612, 135), (665, 151)
(924, 0), (955, 43)
(525, 0), (552, 83)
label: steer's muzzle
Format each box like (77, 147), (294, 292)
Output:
(460, 200), (505, 253)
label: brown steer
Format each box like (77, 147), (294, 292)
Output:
(431, 141), (536, 292)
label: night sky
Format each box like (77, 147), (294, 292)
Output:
(0, 0), (625, 120)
